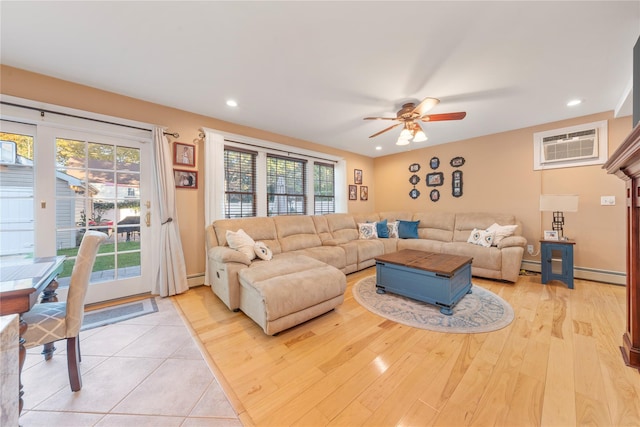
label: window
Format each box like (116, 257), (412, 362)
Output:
(314, 162), (335, 215)
(206, 128), (346, 220)
(267, 155), (306, 216)
(224, 148), (256, 218)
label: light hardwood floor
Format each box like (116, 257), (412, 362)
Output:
(173, 268), (640, 427)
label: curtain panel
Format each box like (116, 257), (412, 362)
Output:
(151, 127), (188, 296)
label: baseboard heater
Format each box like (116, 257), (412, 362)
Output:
(187, 273), (205, 288)
(520, 261), (626, 286)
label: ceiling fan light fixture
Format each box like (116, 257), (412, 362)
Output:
(396, 137), (410, 146)
(399, 128), (413, 140)
(413, 130), (428, 142)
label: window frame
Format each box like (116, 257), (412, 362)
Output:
(266, 154), (307, 216)
(205, 128), (346, 220)
(313, 161), (335, 215)
(223, 147), (257, 218)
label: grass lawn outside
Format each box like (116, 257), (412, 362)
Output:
(57, 241), (141, 278)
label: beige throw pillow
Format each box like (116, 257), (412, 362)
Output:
(486, 223), (518, 245)
(226, 229), (256, 261)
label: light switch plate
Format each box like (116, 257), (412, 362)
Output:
(601, 196), (615, 206)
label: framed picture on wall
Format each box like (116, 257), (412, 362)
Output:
(360, 186), (368, 201)
(426, 172), (444, 187)
(349, 185), (357, 200)
(174, 169), (198, 189)
(174, 142), (196, 167)
(354, 169), (363, 185)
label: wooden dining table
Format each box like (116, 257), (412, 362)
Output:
(0, 255), (65, 417)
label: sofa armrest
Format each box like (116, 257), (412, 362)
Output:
(323, 238), (349, 246)
(497, 235), (527, 249)
(208, 246), (252, 266)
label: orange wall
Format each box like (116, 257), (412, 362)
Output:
(0, 66), (375, 277)
(374, 112), (630, 273)
(0, 65), (629, 276)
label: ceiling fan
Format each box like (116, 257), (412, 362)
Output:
(364, 97), (466, 145)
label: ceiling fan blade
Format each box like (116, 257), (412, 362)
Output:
(369, 123), (402, 138)
(421, 112), (467, 122)
(412, 97), (440, 116)
(363, 117), (399, 121)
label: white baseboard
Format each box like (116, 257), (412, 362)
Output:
(187, 274), (205, 288)
(521, 261), (626, 286)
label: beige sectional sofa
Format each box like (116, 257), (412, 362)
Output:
(205, 211), (526, 334)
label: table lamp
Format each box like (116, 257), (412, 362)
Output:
(539, 194), (579, 239)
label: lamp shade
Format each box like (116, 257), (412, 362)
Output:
(539, 194), (579, 212)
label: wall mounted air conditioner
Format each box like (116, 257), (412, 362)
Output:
(541, 128), (597, 164)
(533, 120), (608, 170)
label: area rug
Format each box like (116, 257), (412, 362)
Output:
(81, 297), (158, 331)
(352, 275), (514, 333)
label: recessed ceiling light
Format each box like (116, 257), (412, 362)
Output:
(567, 99), (582, 107)
(226, 99), (238, 107)
(375, 146), (382, 150)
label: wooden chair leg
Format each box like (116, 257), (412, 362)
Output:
(66, 336), (82, 392)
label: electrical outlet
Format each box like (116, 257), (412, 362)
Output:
(601, 196), (616, 206)
(527, 245), (534, 255)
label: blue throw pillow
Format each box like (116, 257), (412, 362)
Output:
(398, 220), (420, 239)
(376, 219), (389, 238)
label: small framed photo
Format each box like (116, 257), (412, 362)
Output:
(348, 185), (357, 200)
(354, 169), (363, 185)
(544, 230), (559, 241)
(360, 185), (368, 201)
(174, 142), (196, 167)
(430, 157), (440, 170)
(174, 169), (198, 189)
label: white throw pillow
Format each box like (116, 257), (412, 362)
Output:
(358, 223), (378, 239)
(486, 223), (518, 245)
(467, 228), (495, 247)
(254, 241), (273, 261)
(387, 221), (399, 238)
(226, 229), (256, 260)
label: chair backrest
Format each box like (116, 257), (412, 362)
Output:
(65, 231), (108, 335)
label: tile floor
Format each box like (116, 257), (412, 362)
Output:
(19, 297), (243, 426)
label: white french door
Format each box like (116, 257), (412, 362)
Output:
(0, 114), (153, 304)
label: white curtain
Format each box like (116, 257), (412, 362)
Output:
(202, 128), (225, 286)
(151, 127), (189, 296)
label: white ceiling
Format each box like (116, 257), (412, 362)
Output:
(1, 1), (638, 157)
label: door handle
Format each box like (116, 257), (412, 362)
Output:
(145, 201), (151, 227)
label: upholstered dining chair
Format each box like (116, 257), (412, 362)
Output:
(22, 230), (107, 392)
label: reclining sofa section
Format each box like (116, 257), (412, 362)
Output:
(205, 211), (526, 335)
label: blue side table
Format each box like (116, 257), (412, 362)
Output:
(540, 239), (575, 289)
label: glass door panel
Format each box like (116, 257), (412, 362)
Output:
(0, 121), (36, 261)
(52, 131), (149, 303)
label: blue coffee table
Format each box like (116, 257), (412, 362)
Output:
(375, 249), (473, 315)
